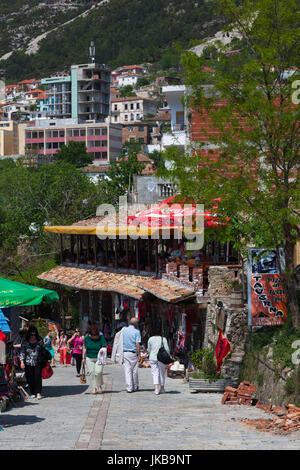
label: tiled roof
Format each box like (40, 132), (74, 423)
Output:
(136, 278), (196, 303)
(37, 266), (196, 303)
(38, 266), (146, 300)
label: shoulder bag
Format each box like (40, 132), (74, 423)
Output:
(80, 362), (86, 384)
(157, 337), (173, 365)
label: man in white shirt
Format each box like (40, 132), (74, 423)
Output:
(122, 318), (141, 393)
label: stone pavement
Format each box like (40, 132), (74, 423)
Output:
(0, 361), (300, 450)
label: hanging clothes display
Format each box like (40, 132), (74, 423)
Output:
(215, 330), (231, 372)
(175, 314), (186, 353)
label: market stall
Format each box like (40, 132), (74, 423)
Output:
(0, 278), (59, 411)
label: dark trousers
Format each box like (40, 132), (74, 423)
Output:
(25, 365), (42, 395)
(73, 353), (83, 374)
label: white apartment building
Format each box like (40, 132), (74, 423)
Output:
(110, 96), (158, 124)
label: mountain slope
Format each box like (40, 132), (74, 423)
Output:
(1, 0), (222, 82)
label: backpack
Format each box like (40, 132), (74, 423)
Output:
(157, 337), (173, 365)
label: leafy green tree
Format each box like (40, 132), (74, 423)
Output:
(119, 85), (137, 98)
(160, 0), (300, 328)
(0, 161), (101, 251)
(56, 141), (93, 168)
(98, 142), (145, 205)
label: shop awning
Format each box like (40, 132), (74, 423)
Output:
(44, 224), (203, 236)
(0, 277), (59, 308)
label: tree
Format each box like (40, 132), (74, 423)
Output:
(160, 0), (300, 328)
(0, 160), (101, 251)
(119, 85), (137, 98)
(98, 142), (145, 205)
(56, 141), (93, 168)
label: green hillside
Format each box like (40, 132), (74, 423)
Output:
(1, 0), (221, 81)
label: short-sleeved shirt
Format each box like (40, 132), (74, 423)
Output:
(84, 335), (106, 359)
(122, 325), (141, 352)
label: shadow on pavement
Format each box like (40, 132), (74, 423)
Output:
(42, 384), (89, 397)
(0, 415), (45, 428)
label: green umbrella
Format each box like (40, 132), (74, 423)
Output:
(0, 277), (59, 307)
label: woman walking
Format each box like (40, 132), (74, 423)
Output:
(57, 329), (68, 366)
(68, 328), (84, 377)
(20, 325), (47, 399)
(82, 323), (106, 394)
(44, 331), (55, 367)
(147, 326), (170, 395)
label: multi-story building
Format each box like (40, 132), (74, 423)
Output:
(0, 120), (26, 157)
(24, 118), (122, 165)
(110, 96), (158, 125)
(161, 85), (189, 151)
(42, 63), (111, 122)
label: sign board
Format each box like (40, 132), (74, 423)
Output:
(247, 248), (287, 326)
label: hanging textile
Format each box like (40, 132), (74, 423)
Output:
(215, 330), (231, 373)
(0, 309), (10, 334)
(137, 301), (146, 320)
(185, 309), (196, 334)
(175, 315), (186, 353)
(0, 330), (6, 343)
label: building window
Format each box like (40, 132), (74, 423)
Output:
(139, 138), (144, 144)
(124, 115), (128, 121)
(136, 103), (140, 109)
(158, 183), (177, 198)
(130, 114), (134, 121)
(124, 104), (128, 110)
(138, 126), (144, 132)
(114, 105), (118, 111)
(128, 126), (134, 132)
(114, 115), (118, 122)
(130, 103), (134, 110)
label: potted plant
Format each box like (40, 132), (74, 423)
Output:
(189, 348), (236, 393)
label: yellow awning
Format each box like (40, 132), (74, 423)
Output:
(45, 225), (203, 237)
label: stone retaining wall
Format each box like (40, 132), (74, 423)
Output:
(202, 265), (250, 379)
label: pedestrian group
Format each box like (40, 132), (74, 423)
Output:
(18, 316), (172, 399)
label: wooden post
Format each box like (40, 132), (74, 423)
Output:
(155, 239), (158, 277)
(147, 238), (151, 268)
(94, 236), (97, 267)
(136, 239), (139, 272)
(76, 235), (80, 265)
(105, 238), (108, 265)
(70, 234), (75, 260)
(126, 238), (129, 268)
(59, 234), (63, 263)
(115, 238), (118, 269)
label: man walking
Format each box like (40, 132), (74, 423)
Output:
(122, 318), (141, 393)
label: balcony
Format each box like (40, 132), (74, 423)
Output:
(162, 124), (188, 148)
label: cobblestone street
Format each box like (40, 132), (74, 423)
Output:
(0, 361), (300, 450)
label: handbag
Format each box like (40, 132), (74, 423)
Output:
(38, 346), (52, 367)
(42, 362), (53, 380)
(80, 363), (86, 384)
(157, 337), (173, 365)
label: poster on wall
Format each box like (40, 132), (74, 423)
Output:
(247, 248), (287, 326)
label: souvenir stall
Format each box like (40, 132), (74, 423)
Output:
(0, 277), (59, 411)
(136, 294), (203, 374)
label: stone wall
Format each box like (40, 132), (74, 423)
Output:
(202, 265), (250, 379)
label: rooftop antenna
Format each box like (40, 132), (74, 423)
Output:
(89, 41), (95, 64)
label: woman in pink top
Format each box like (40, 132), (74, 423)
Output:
(57, 330), (68, 366)
(68, 328), (84, 377)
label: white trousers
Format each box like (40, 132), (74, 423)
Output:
(123, 351), (139, 392)
(86, 357), (104, 391)
(150, 360), (167, 387)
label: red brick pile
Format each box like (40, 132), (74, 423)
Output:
(241, 404), (300, 434)
(221, 381), (300, 433)
(221, 381), (257, 406)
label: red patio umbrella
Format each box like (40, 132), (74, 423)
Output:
(127, 194), (229, 228)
